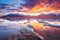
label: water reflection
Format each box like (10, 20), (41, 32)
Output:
(0, 19), (60, 40)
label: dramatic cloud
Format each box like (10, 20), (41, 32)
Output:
(21, 0), (40, 8)
(0, 0), (60, 16)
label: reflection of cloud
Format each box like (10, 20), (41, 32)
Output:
(1, 19), (44, 40)
(0, 19), (33, 30)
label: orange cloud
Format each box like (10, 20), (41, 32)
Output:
(28, 0), (60, 13)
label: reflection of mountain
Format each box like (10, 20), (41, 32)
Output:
(0, 13), (60, 21)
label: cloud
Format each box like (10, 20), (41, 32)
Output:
(21, 0), (40, 8)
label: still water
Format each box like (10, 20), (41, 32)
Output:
(0, 19), (60, 40)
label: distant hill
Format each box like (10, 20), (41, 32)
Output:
(0, 13), (60, 21)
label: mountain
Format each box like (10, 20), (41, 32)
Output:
(0, 13), (60, 21)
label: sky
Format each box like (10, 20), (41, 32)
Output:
(0, 0), (15, 4)
(0, 0), (60, 14)
(0, 0), (40, 7)
(0, 0), (25, 9)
